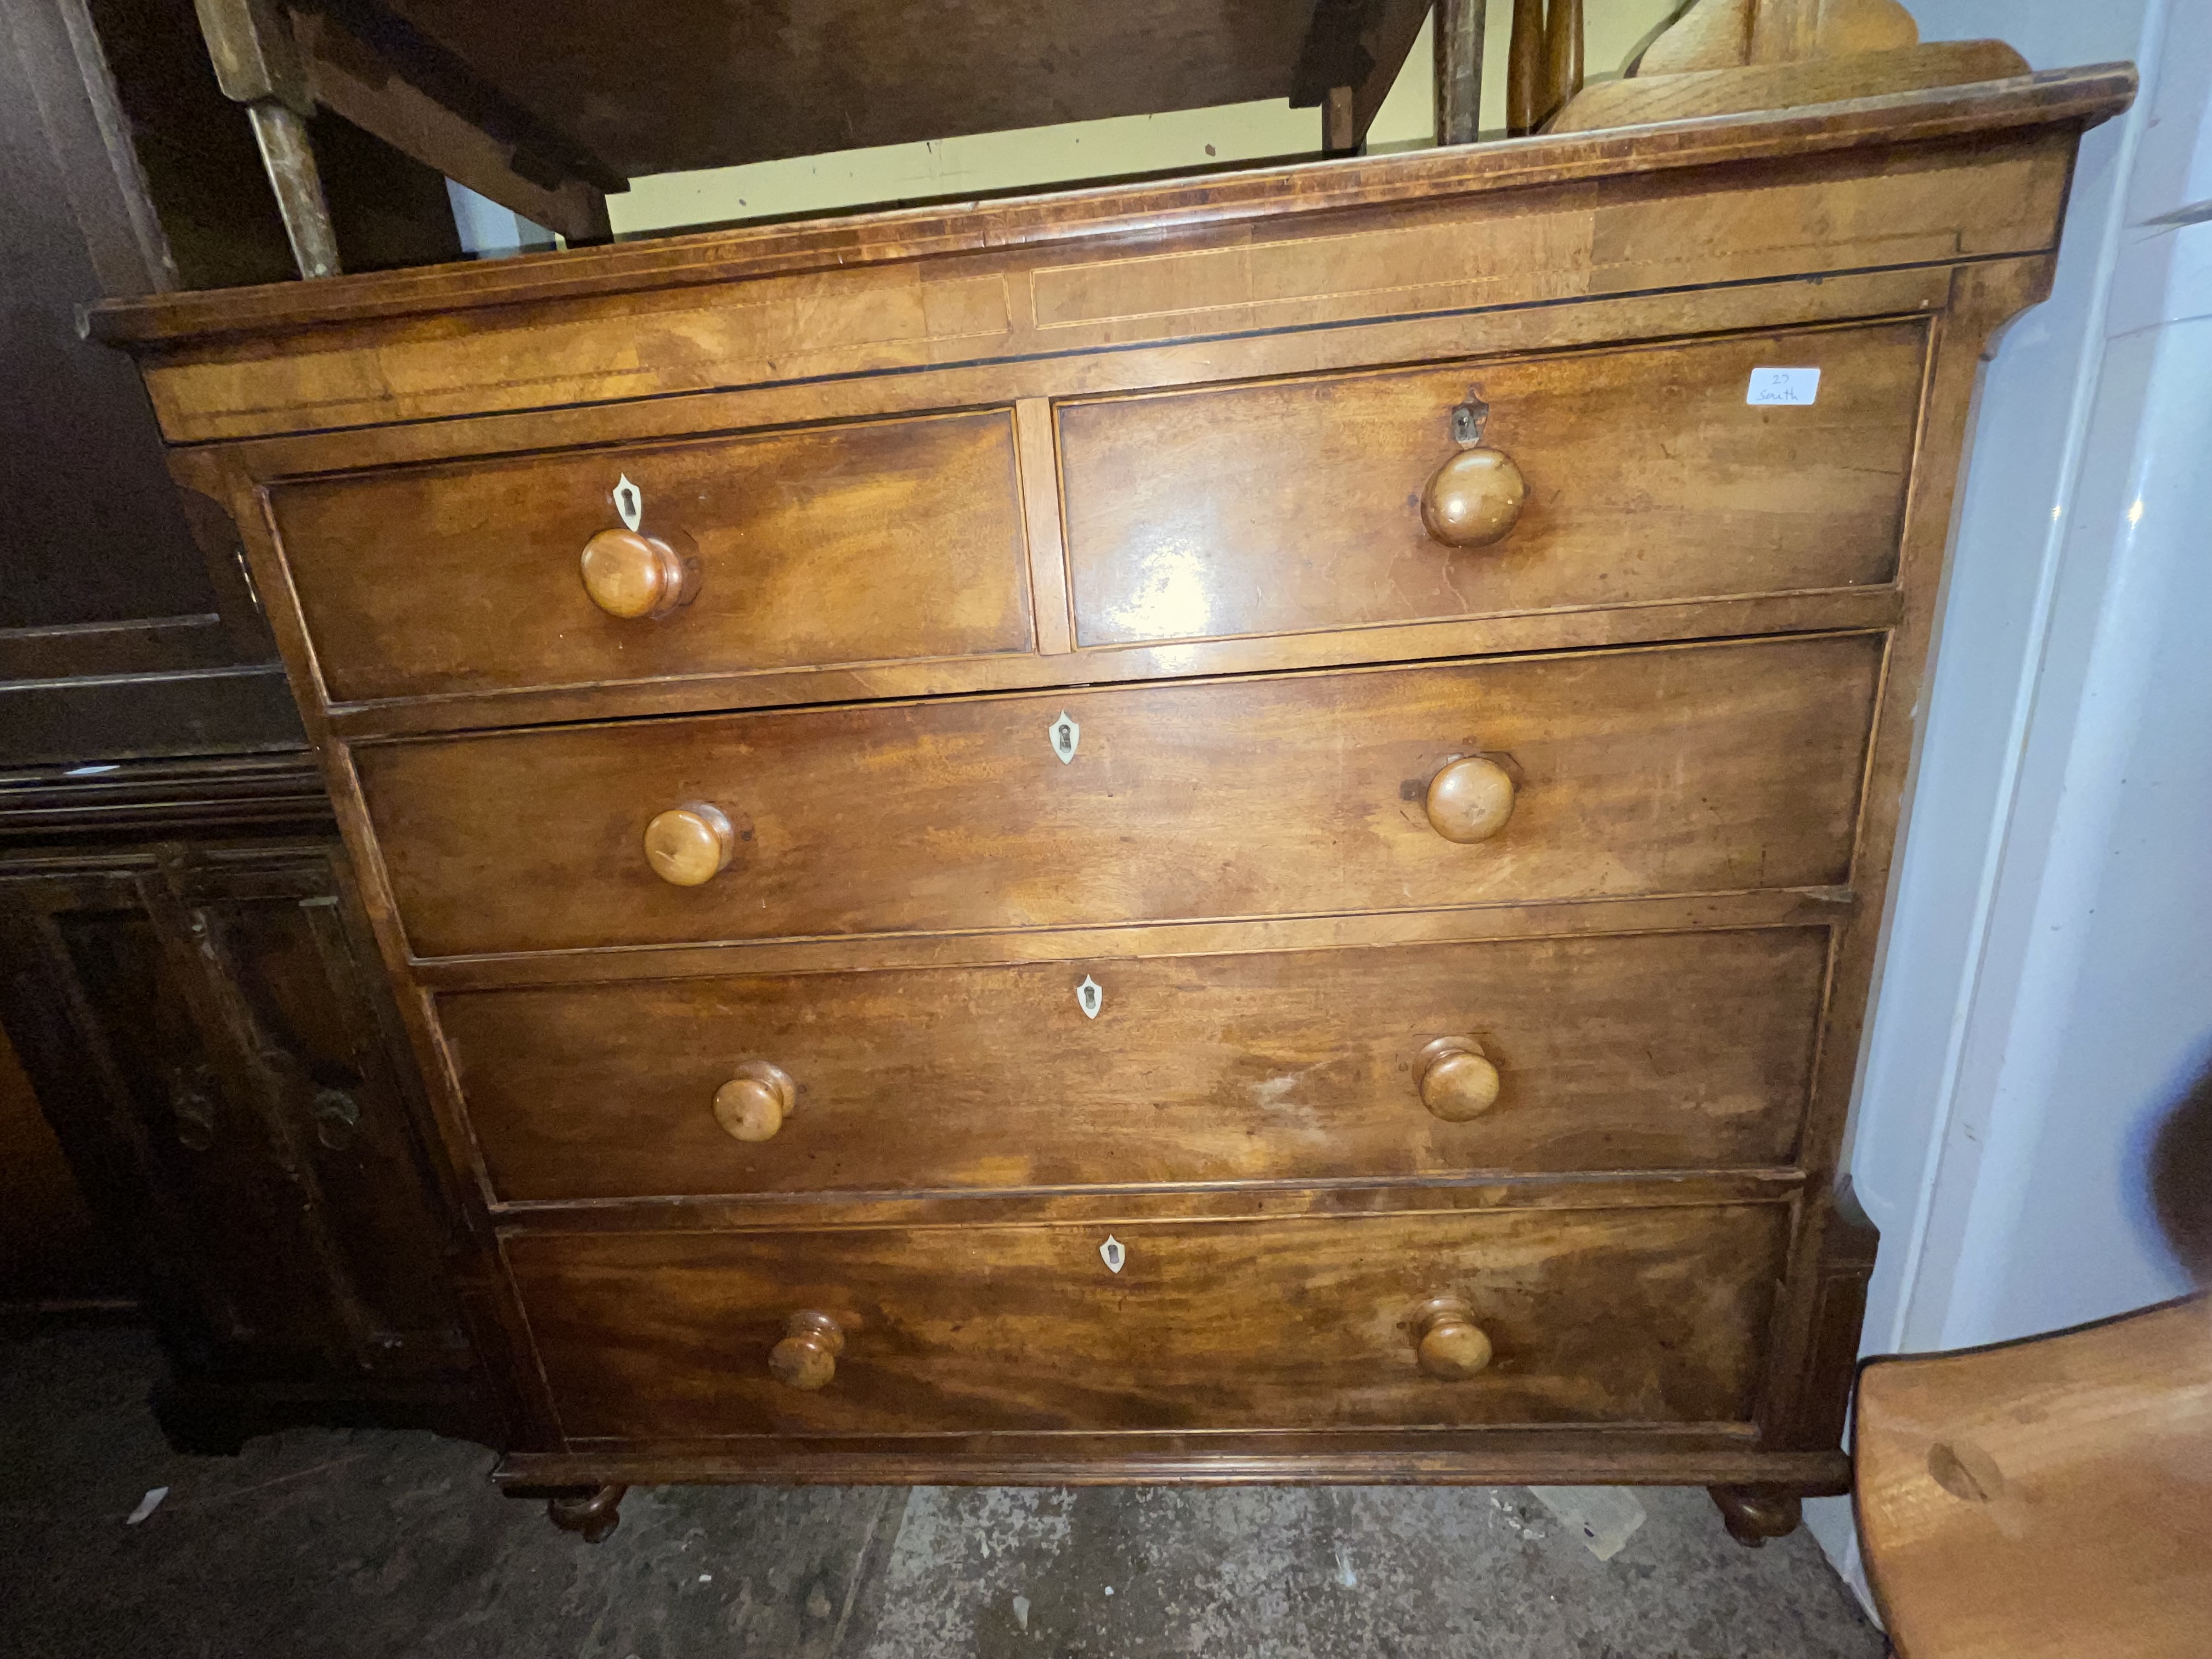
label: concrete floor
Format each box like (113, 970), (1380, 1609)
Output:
(2, 1327), (1889, 1658)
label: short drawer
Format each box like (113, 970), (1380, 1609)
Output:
(510, 1203), (1787, 1439)
(1060, 320), (1926, 646)
(360, 631), (1882, 958)
(445, 927), (1829, 1202)
(267, 408), (1034, 704)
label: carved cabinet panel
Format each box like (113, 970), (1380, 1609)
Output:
(0, 829), (479, 1441)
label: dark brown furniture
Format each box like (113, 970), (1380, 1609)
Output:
(90, 59), (2135, 1542)
(0, 755), (491, 1448)
(2, 0), (493, 1447)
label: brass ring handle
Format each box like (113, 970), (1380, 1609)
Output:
(1425, 756), (1516, 843)
(580, 526), (699, 619)
(1420, 391), (1526, 549)
(713, 1060), (796, 1143)
(769, 1310), (845, 1390)
(1413, 1295), (1493, 1380)
(643, 802), (736, 887)
(1415, 1036), (1501, 1122)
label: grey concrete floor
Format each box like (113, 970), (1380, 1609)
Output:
(2, 1327), (1889, 1658)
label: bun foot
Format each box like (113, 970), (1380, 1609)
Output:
(1709, 1484), (1802, 1547)
(546, 1483), (628, 1543)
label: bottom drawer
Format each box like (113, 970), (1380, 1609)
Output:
(510, 1203), (1787, 1441)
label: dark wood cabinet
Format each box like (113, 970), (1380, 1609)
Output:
(0, 758), (491, 1448)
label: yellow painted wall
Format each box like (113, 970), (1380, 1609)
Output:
(608, 1), (1684, 237)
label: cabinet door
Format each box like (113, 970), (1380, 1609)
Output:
(0, 843), (469, 1383)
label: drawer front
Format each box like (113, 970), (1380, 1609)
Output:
(1061, 321), (1925, 646)
(446, 927), (1829, 1202)
(511, 1204), (1787, 1438)
(268, 408), (1033, 703)
(362, 631), (1881, 958)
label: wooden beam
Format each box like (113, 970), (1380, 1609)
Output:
(300, 0), (624, 193)
(1322, 84), (1357, 153)
(192, 0), (338, 275)
(1434, 0), (1486, 144)
(246, 99), (338, 276)
(295, 12), (608, 242)
(1297, 0), (1429, 154)
(191, 0), (309, 112)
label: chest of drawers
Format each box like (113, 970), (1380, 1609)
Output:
(94, 65), (2131, 1543)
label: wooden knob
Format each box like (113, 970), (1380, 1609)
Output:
(1425, 756), (1516, 843)
(1415, 1036), (1501, 1121)
(580, 527), (697, 619)
(713, 1060), (795, 1142)
(1421, 447), (1526, 548)
(642, 802), (735, 887)
(768, 1310), (844, 1390)
(1414, 1296), (1493, 1380)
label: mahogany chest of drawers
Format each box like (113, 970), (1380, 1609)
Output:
(94, 65), (2131, 1542)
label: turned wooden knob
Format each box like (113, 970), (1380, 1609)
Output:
(1414, 1296), (1493, 1380)
(642, 802), (735, 886)
(580, 527), (697, 619)
(1425, 756), (1516, 843)
(769, 1310), (844, 1390)
(1415, 1036), (1501, 1121)
(1421, 446), (1526, 548)
(713, 1060), (795, 1142)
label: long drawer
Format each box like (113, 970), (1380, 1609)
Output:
(510, 1203), (1788, 1440)
(445, 927), (1829, 1202)
(1060, 320), (1926, 646)
(361, 632), (1882, 958)
(267, 408), (1035, 704)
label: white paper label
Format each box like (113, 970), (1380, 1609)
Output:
(1746, 366), (1820, 406)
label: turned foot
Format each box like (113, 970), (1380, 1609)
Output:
(1709, 1485), (1802, 1547)
(545, 1483), (627, 1543)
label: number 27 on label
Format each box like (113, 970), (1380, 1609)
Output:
(1747, 366), (1821, 406)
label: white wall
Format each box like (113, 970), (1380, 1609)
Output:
(444, 180), (552, 258)
(1808, 0), (2207, 1599)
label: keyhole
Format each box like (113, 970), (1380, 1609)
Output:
(614, 473), (642, 531)
(1076, 975), (1103, 1018)
(1049, 712), (1080, 763)
(1100, 1235), (1126, 1273)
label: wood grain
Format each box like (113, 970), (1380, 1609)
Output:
(268, 408), (1032, 703)
(439, 925), (1830, 1202)
(359, 633), (1882, 959)
(110, 108), (2093, 442)
(1064, 321), (1923, 646)
(1855, 1295), (2212, 1659)
(89, 70), (2127, 353)
(77, 77), (2124, 1500)
(498, 1437), (1851, 1491)
(1554, 41), (2030, 133)
(508, 1203), (1788, 1438)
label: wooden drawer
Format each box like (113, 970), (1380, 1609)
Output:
(361, 631), (1882, 958)
(445, 927), (1829, 1202)
(510, 1203), (1787, 1438)
(1060, 321), (1926, 646)
(267, 408), (1034, 704)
